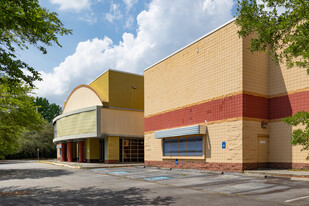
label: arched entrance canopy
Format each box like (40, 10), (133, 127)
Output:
(63, 85), (103, 114)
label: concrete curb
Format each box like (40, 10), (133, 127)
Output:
(81, 165), (143, 169)
(36, 160), (81, 169)
(291, 177), (309, 182)
(243, 171), (309, 181)
(242, 173), (270, 178)
(37, 160), (143, 170)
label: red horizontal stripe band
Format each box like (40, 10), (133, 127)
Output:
(269, 91), (309, 119)
(144, 91), (309, 132)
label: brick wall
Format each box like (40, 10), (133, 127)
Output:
(144, 19), (309, 170)
(145, 21), (242, 117)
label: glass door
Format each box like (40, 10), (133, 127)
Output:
(119, 138), (144, 162)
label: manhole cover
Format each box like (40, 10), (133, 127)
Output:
(142, 176), (172, 181)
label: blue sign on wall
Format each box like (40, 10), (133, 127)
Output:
(222, 141), (226, 149)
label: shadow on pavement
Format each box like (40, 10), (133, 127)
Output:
(0, 186), (175, 205)
(0, 160), (32, 164)
(0, 169), (73, 181)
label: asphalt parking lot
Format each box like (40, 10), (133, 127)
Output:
(1, 160), (309, 205)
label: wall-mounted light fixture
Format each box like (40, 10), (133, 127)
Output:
(261, 121), (268, 128)
(132, 86), (136, 89)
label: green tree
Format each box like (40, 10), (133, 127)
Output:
(34, 97), (62, 122)
(10, 122), (56, 159)
(235, 0), (309, 71)
(0, 0), (72, 87)
(0, 0), (70, 159)
(283, 112), (309, 159)
(0, 78), (44, 159)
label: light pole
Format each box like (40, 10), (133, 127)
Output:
(37, 148), (39, 160)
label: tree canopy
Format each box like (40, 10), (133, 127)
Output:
(0, 0), (70, 159)
(0, 0), (72, 87)
(235, 0), (309, 72)
(0, 78), (44, 159)
(34, 97), (62, 122)
(8, 122), (56, 159)
(283, 111), (309, 159)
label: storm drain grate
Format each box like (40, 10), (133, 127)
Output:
(142, 176), (172, 181)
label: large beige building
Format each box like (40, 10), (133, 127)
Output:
(144, 19), (309, 172)
(53, 70), (144, 163)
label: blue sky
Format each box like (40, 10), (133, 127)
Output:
(20, 0), (238, 106)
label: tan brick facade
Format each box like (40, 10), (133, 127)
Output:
(144, 19), (309, 171)
(243, 35), (269, 96)
(268, 59), (309, 97)
(145, 22), (243, 117)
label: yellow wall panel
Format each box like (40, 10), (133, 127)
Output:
(89, 71), (109, 104)
(85, 139), (91, 160)
(89, 70), (144, 110)
(109, 70), (144, 110)
(57, 110), (97, 137)
(101, 108), (144, 137)
(85, 138), (100, 160)
(106, 136), (119, 160)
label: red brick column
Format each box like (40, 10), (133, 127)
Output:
(60, 143), (67, 162)
(78, 141), (84, 163)
(67, 142), (73, 162)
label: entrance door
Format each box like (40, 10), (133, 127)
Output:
(119, 138), (144, 163)
(257, 135), (269, 165)
(123, 139), (130, 162)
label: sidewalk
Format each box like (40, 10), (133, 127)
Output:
(244, 169), (309, 182)
(37, 159), (143, 169)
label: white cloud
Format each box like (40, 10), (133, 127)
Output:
(124, 15), (134, 29)
(50, 0), (90, 12)
(123, 0), (138, 12)
(105, 3), (123, 23)
(79, 12), (97, 24)
(37, 0), (234, 105)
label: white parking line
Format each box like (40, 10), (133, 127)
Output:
(284, 195), (309, 203)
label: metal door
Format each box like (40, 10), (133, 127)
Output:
(257, 135), (269, 163)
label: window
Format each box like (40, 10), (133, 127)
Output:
(163, 136), (203, 156)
